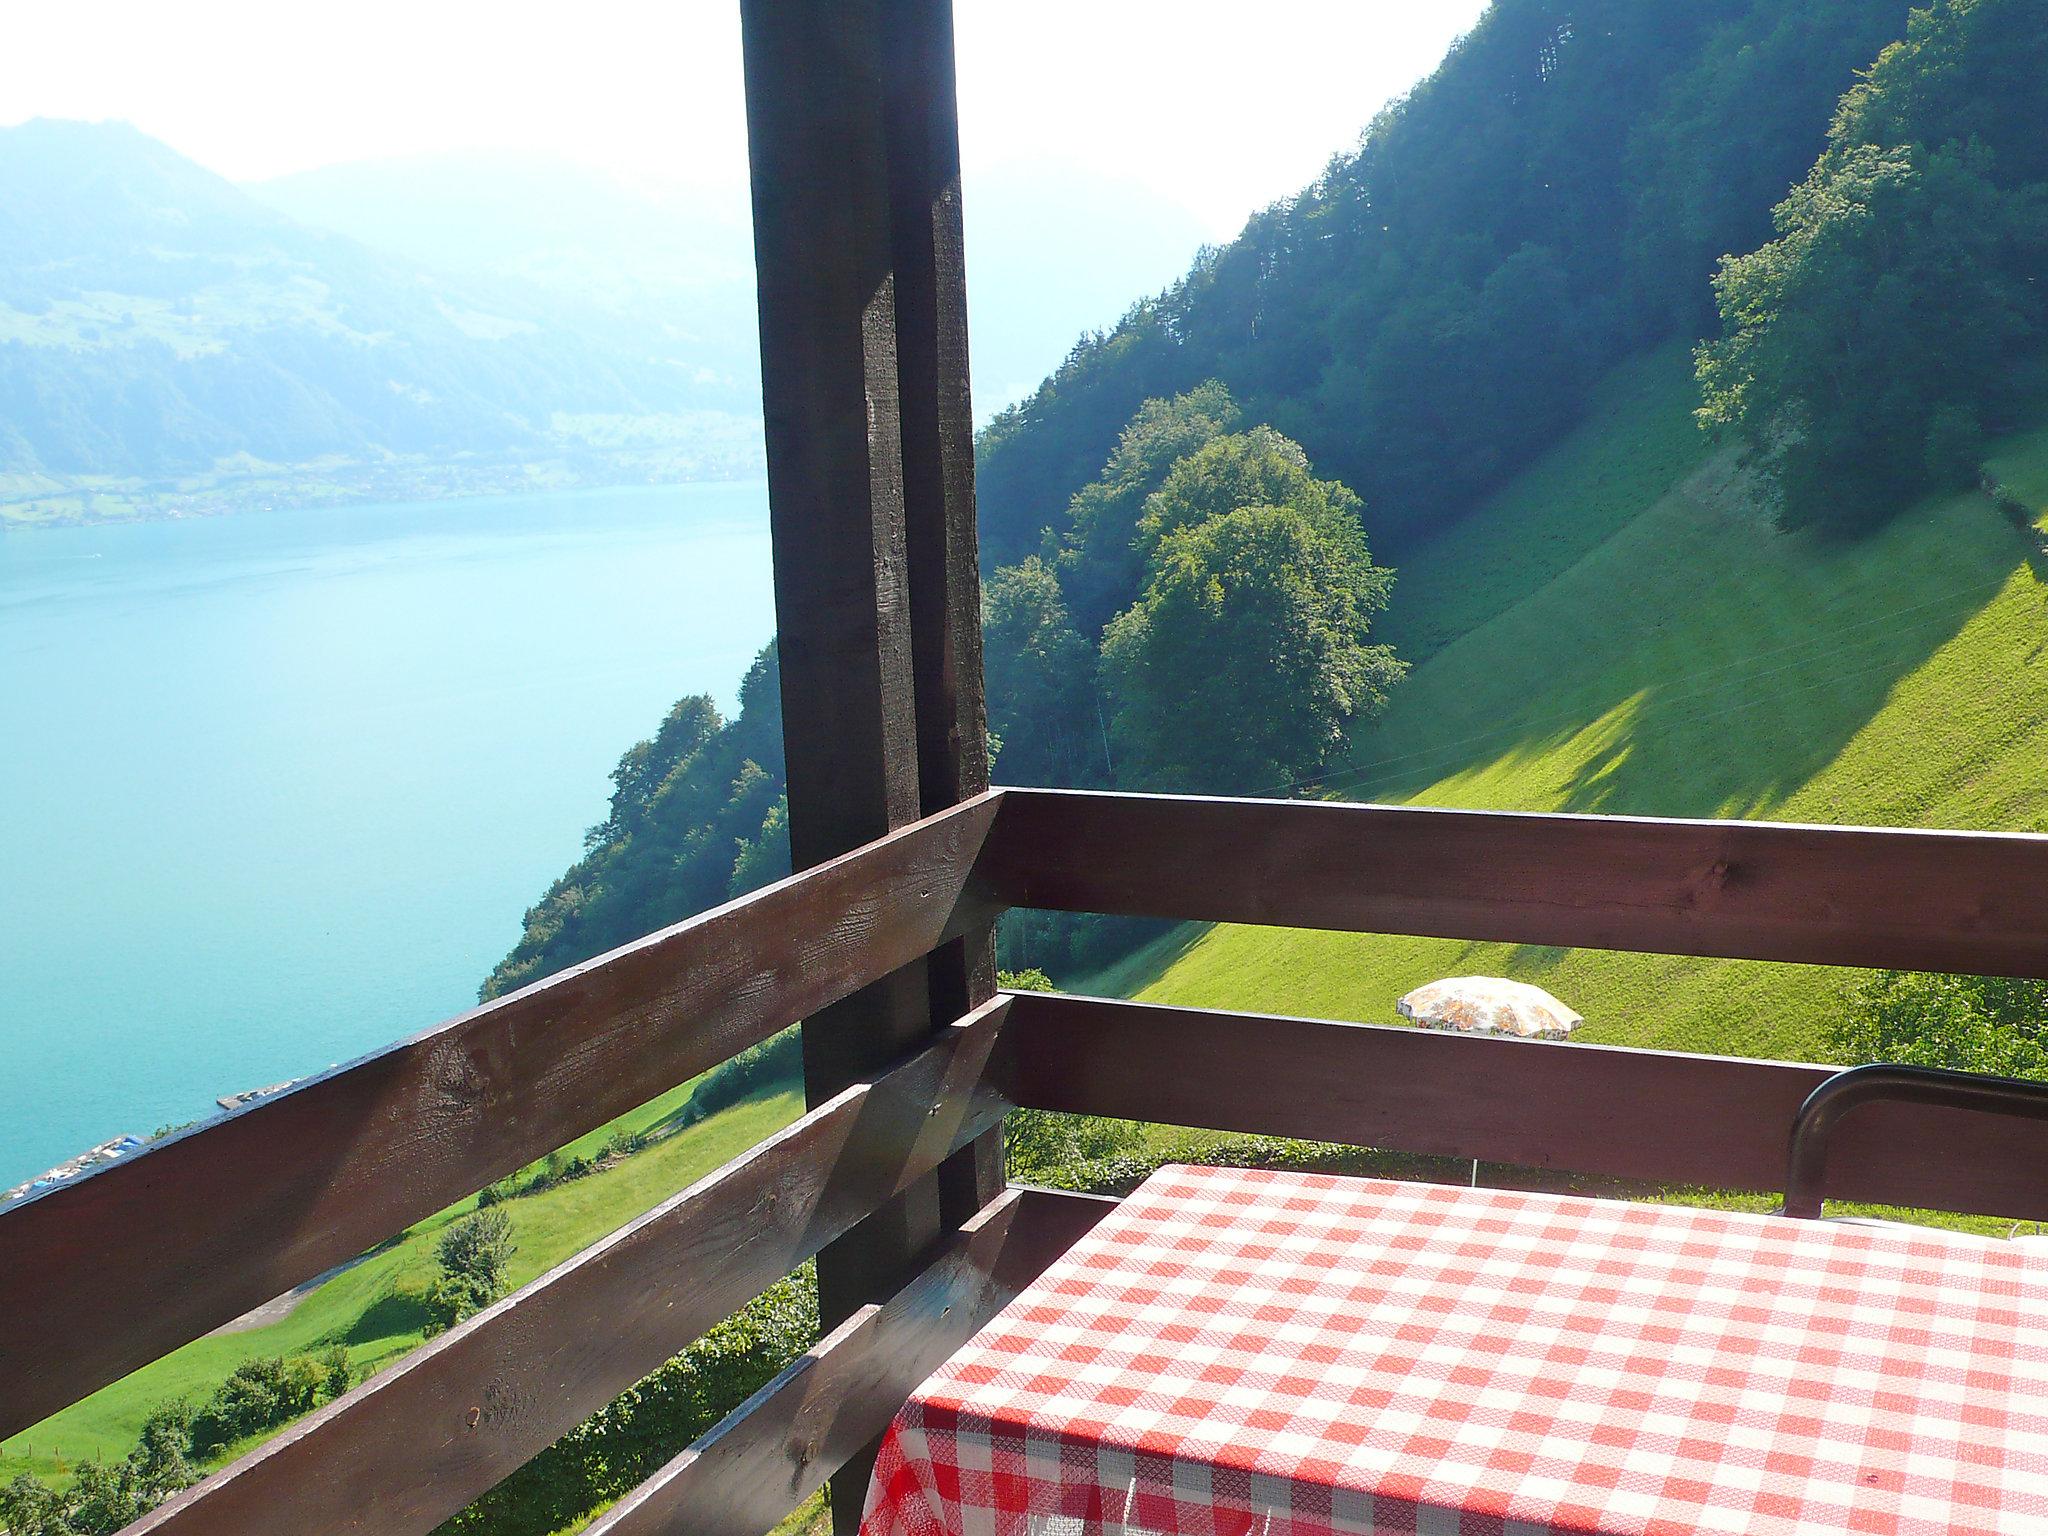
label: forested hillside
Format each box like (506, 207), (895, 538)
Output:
(1699, 0), (2048, 528)
(1102, 0), (2048, 1060)
(481, 647), (789, 1002)
(974, 0), (1915, 563)
(492, 0), (2048, 1040)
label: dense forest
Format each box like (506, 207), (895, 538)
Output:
(973, 0), (1921, 563)
(1698, 0), (2048, 528)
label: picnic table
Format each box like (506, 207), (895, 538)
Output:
(859, 1164), (2048, 1535)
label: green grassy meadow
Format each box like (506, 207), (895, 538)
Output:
(1089, 346), (2048, 1066)
(0, 1082), (802, 1485)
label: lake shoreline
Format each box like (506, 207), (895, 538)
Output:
(0, 481), (776, 1187)
(0, 456), (770, 533)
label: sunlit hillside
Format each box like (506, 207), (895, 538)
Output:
(1091, 347), (2048, 1064)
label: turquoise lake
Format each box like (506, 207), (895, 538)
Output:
(0, 484), (775, 1189)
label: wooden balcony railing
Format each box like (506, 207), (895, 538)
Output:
(9, 787), (2048, 1535)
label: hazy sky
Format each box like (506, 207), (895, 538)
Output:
(0, 1), (1485, 240)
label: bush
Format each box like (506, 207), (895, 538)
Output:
(423, 1208), (515, 1336)
(130, 1399), (197, 1491)
(3, 1350), (347, 1531)
(57, 1459), (154, 1536)
(2, 1472), (74, 1536)
(318, 1344), (352, 1401)
(188, 1355), (333, 1459)
(1005, 1108), (1145, 1186)
(1829, 971), (2048, 1081)
(670, 1027), (802, 1132)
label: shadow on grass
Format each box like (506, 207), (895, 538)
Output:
(1063, 920), (1211, 999)
(333, 1289), (431, 1346)
(1347, 475), (2038, 823)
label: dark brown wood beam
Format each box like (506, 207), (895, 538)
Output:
(740, 0), (942, 1312)
(125, 1000), (1015, 1536)
(0, 794), (1003, 1441)
(887, 0), (989, 831)
(583, 1187), (1116, 1536)
(880, 0), (1004, 1251)
(996, 990), (2048, 1221)
(979, 789), (2048, 977)
(742, 0), (919, 871)
(739, 4), (994, 1529)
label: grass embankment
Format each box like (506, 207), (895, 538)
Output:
(1090, 345), (2048, 1066)
(0, 1080), (803, 1485)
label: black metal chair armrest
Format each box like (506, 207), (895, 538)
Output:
(1785, 1062), (2048, 1218)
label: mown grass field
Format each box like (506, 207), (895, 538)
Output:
(0, 1081), (803, 1485)
(1089, 346), (2048, 1067)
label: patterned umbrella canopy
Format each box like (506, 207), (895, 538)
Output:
(1396, 976), (1582, 1041)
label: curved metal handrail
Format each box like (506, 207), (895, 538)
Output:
(1785, 1062), (2048, 1219)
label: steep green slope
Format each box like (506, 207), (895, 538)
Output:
(1096, 348), (2048, 1063)
(0, 1084), (801, 1485)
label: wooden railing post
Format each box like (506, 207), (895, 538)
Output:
(739, 2), (997, 1529)
(883, 0), (1005, 1230)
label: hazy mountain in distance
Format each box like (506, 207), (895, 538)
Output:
(0, 121), (1206, 526)
(961, 160), (1208, 415)
(252, 153), (758, 294)
(252, 151), (1210, 426)
(249, 153), (762, 402)
(0, 119), (762, 525)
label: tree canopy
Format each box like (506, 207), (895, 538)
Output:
(1102, 500), (1402, 791)
(1698, 0), (2048, 530)
(974, 0), (1916, 564)
(982, 556), (1099, 787)
(482, 645), (788, 1000)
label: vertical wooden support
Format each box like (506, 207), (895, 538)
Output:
(882, 0), (1004, 1227)
(739, 2), (996, 1530)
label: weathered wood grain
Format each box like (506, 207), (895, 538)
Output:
(586, 1187), (1116, 1536)
(123, 1000), (1015, 1536)
(978, 790), (2048, 978)
(884, 0), (1006, 1241)
(0, 794), (1002, 1440)
(996, 991), (2048, 1221)
(741, 6), (999, 1530)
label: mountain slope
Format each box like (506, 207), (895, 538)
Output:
(1091, 346), (2048, 1063)
(252, 151), (1211, 428)
(972, 0), (1915, 565)
(249, 152), (764, 411)
(0, 120), (760, 523)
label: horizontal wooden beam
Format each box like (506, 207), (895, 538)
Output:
(126, 999), (1014, 1536)
(996, 991), (2048, 1222)
(587, 1186), (1116, 1536)
(0, 790), (1003, 1440)
(979, 789), (2048, 977)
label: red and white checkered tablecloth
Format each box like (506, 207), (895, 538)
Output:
(859, 1164), (2048, 1536)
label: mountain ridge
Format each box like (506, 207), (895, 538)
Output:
(0, 118), (763, 525)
